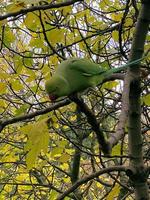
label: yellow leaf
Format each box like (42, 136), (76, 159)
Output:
(0, 100), (6, 107)
(62, 6), (72, 15)
(7, 3), (24, 13)
(111, 13), (123, 22)
(25, 68), (36, 82)
(99, 1), (106, 9)
(24, 12), (40, 30)
(53, 122), (60, 129)
(58, 153), (70, 163)
(102, 81), (119, 90)
(112, 30), (119, 42)
(51, 147), (63, 158)
(111, 144), (121, 156)
(56, 140), (68, 148)
(0, 72), (9, 79)
(106, 184), (120, 200)
(0, 82), (7, 94)
(96, 182), (103, 189)
(78, 40), (86, 50)
(20, 124), (32, 135)
(46, 29), (64, 45)
(125, 18), (133, 27)
(25, 148), (39, 170)
(63, 177), (70, 183)
(23, 53), (33, 67)
(15, 104), (29, 116)
(42, 64), (50, 78)
(63, 125), (69, 130)
(21, 119), (49, 170)
(142, 94), (150, 106)
(4, 27), (15, 46)
(29, 37), (44, 48)
(66, 149), (74, 154)
(61, 163), (69, 170)
(11, 80), (23, 91)
(69, 115), (77, 122)
(14, 56), (23, 73)
(50, 190), (59, 200)
(69, 103), (77, 112)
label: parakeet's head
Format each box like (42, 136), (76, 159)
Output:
(45, 76), (70, 102)
(45, 78), (59, 101)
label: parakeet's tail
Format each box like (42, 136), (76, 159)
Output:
(102, 56), (146, 78)
(93, 56), (146, 86)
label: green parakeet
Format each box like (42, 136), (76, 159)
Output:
(45, 57), (143, 101)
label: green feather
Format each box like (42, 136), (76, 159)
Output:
(45, 57), (145, 101)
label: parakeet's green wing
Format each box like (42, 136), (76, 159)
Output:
(69, 58), (106, 76)
(57, 58), (106, 77)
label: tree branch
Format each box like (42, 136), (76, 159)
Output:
(0, 0), (83, 21)
(108, 1), (150, 199)
(0, 99), (70, 133)
(69, 94), (110, 155)
(57, 165), (126, 200)
(127, 1), (150, 199)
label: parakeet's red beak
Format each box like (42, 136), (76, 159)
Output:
(49, 94), (57, 102)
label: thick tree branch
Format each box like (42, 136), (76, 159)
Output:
(127, 1), (150, 199)
(108, 1), (150, 199)
(69, 95), (110, 155)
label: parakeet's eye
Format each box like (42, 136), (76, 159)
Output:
(49, 94), (57, 101)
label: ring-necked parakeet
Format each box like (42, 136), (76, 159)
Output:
(45, 57), (143, 101)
